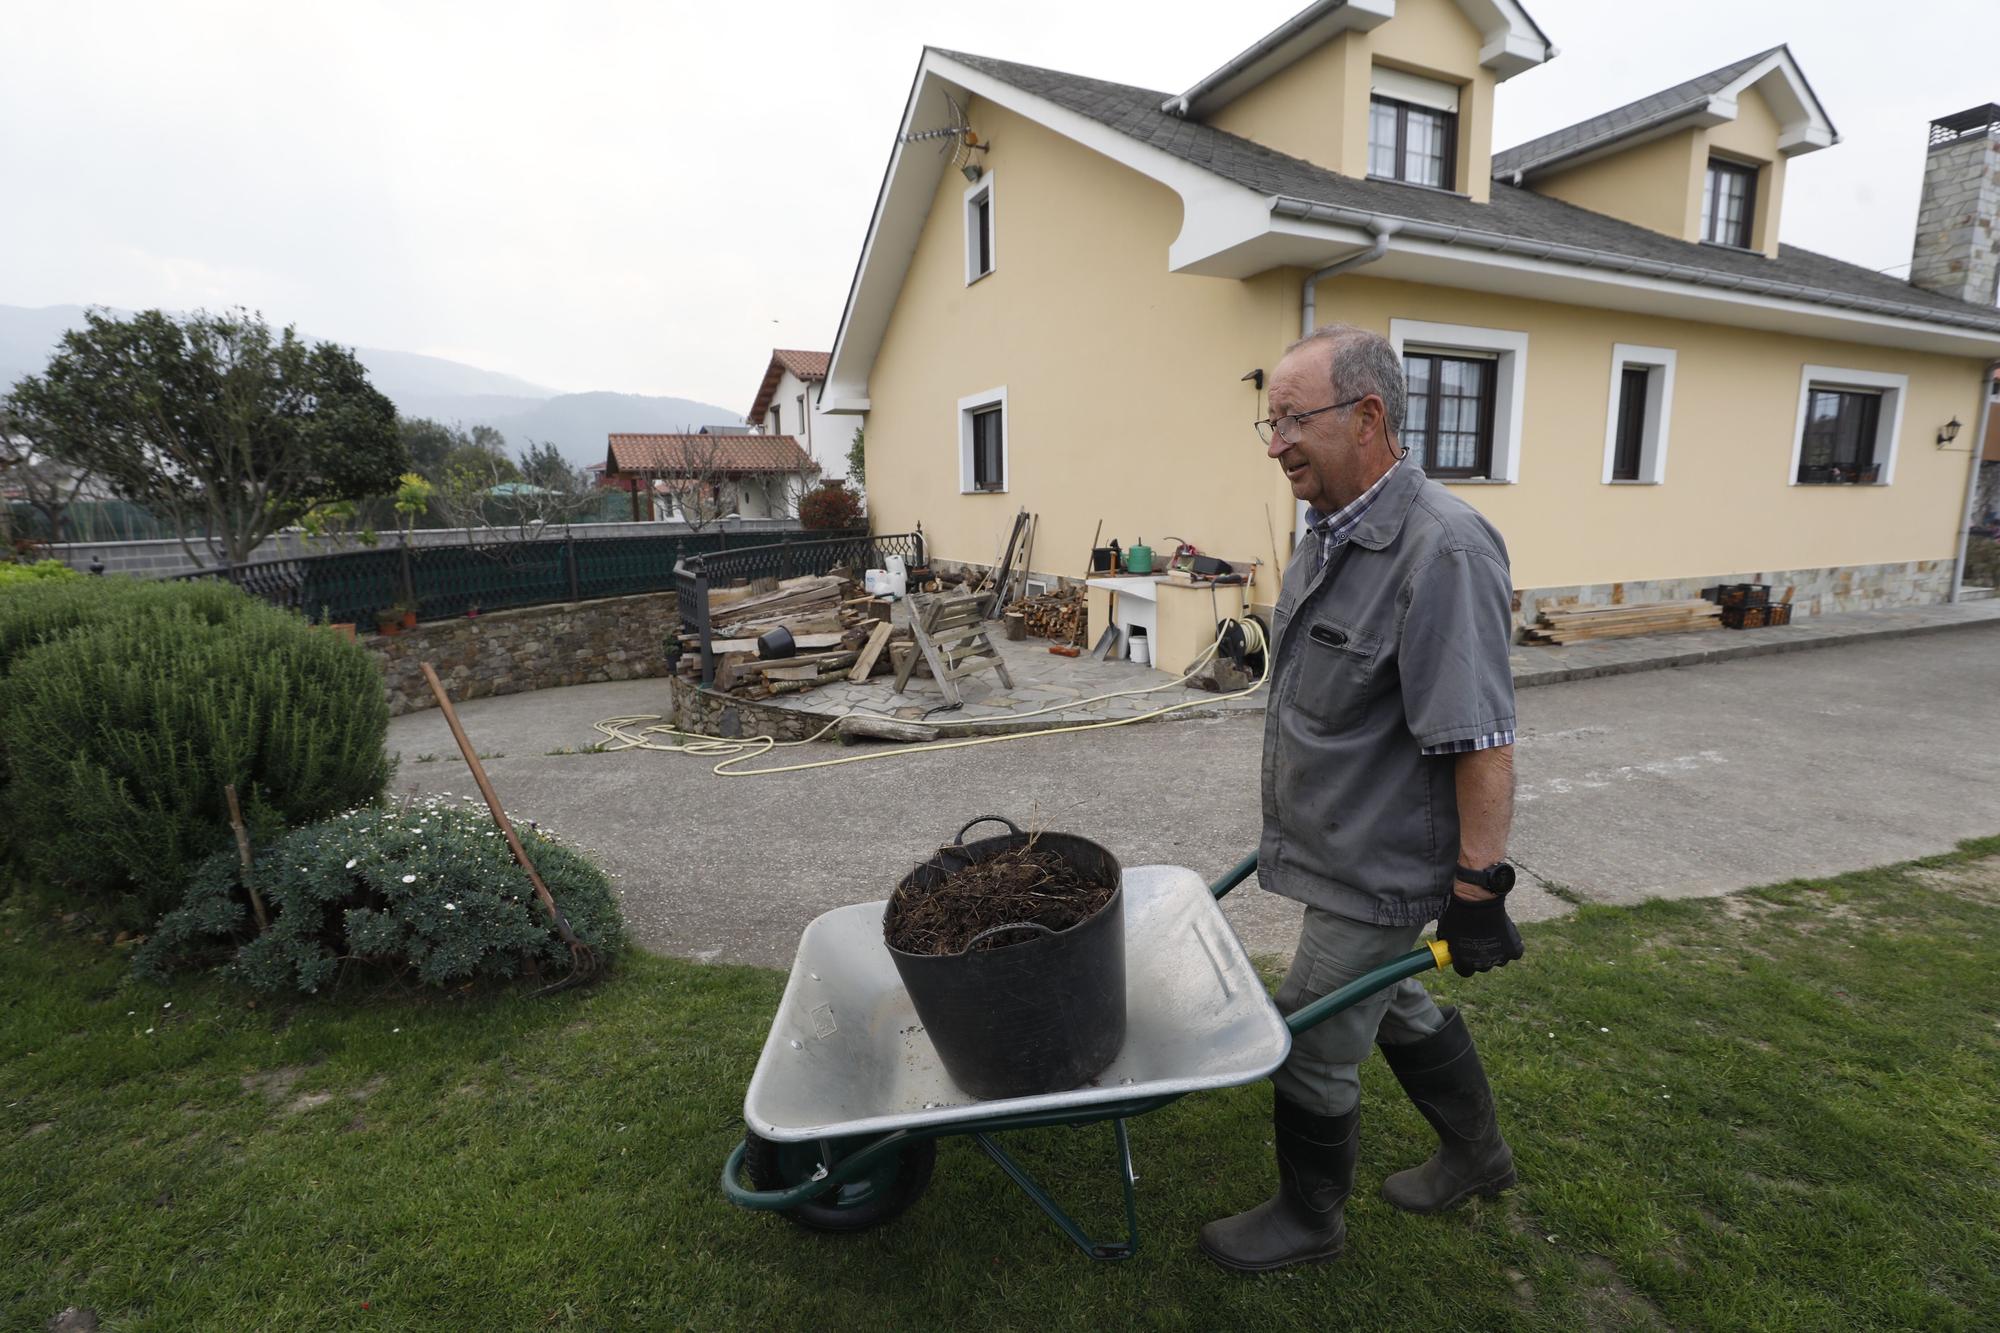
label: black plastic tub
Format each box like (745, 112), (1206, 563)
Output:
(884, 816), (1126, 1101)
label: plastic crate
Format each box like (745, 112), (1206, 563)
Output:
(1717, 583), (1770, 608)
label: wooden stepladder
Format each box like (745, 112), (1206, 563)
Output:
(892, 592), (1013, 706)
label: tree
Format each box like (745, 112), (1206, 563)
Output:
(670, 433), (737, 531)
(500, 440), (604, 538)
(6, 309), (405, 568)
(0, 404), (96, 546)
(398, 417), (461, 480)
(846, 424), (866, 487)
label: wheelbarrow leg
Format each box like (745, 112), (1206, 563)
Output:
(972, 1118), (1142, 1261)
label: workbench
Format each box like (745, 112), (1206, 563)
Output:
(1085, 575), (1252, 676)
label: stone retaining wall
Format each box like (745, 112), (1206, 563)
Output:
(666, 674), (829, 743)
(373, 590), (678, 715)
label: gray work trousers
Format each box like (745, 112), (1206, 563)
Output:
(1269, 907), (1446, 1116)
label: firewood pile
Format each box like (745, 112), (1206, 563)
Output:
(1006, 585), (1085, 646)
(1523, 598), (1721, 645)
(674, 574), (917, 699)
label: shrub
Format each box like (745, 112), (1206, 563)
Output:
(0, 595), (390, 923)
(798, 480), (863, 530)
(0, 559), (81, 586)
(0, 573), (251, 677)
(136, 799), (624, 993)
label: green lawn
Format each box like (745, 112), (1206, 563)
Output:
(6, 840), (1998, 1332)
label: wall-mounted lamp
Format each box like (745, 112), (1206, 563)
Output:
(1240, 368), (1265, 391)
(1937, 416), (1962, 447)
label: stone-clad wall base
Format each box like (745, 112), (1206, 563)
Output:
(373, 591), (678, 715)
(1514, 559), (1954, 634)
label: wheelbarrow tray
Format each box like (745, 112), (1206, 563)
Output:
(744, 864), (1291, 1143)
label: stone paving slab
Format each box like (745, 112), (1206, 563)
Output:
(758, 597), (2000, 728)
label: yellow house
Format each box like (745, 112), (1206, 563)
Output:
(822, 0), (2000, 670)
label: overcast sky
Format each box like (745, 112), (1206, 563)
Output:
(3, 0), (1990, 408)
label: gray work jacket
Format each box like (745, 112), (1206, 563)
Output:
(1258, 463), (1516, 926)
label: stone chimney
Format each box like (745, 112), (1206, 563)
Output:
(1910, 104), (2000, 306)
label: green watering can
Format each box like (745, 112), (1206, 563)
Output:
(1124, 539), (1153, 575)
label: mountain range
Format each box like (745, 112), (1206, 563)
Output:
(0, 304), (741, 468)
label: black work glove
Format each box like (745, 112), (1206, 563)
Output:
(1436, 891), (1524, 978)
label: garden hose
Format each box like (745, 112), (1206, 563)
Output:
(591, 617), (1271, 778)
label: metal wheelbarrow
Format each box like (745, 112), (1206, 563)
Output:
(719, 850), (1454, 1260)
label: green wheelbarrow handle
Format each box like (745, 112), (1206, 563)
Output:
(1206, 851), (1453, 1035)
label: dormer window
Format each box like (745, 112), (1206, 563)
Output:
(1367, 69), (1460, 191)
(1701, 158), (1757, 249)
(1369, 97), (1455, 189)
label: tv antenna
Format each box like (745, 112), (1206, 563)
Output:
(900, 90), (990, 180)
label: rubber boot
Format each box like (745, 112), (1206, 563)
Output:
(1378, 1006), (1517, 1213)
(1197, 1096), (1358, 1273)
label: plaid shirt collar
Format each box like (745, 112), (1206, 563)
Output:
(1304, 460), (1402, 559)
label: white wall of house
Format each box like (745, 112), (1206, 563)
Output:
(759, 370), (853, 483)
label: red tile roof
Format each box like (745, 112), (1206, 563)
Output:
(773, 349), (829, 380)
(605, 433), (815, 475)
(748, 348), (831, 422)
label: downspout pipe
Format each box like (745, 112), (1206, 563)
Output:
(1950, 361), (1999, 602)
(1301, 218), (1398, 337)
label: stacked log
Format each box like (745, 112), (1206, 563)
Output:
(1006, 586), (1085, 646)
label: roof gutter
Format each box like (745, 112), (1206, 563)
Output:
(1302, 217), (1398, 337)
(1951, 362), (2000, 602)
(1271, 196), (2000, 338)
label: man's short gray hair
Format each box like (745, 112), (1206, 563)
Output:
(1286, 323), (1407, 436)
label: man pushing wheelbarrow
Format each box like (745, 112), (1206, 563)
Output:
(1201, 324), (1525, 1273)
(721, 324), (1524, 1267)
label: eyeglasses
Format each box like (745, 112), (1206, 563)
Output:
(1255, 395), (1367, 446)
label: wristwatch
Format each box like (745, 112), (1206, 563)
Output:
(1454, 860), (1516, 895)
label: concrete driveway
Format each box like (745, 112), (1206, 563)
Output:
(386, 624), (2000, 967)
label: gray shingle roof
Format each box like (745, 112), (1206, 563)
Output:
(1491, 49), (1780, 179)
(936, 48), (2000, 334)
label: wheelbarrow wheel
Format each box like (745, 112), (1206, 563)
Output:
(742, 1128), (937, 1233)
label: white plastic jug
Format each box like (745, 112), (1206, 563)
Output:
(885, 554), (909, 598)
(1127, 627), (1151, 666)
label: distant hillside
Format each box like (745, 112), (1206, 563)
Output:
(477, 391), (742, 467)
(0, 303), (739, 468)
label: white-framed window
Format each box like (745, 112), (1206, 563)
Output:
(1601, 344), (1677, 484)
(1387, 319), (1529, 482)
(964, 173), (995, 284)
(958, 387), (1007, 493)
(1789, 365), (1907, 486)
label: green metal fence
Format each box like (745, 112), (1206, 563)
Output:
(173, 528), (869, 626)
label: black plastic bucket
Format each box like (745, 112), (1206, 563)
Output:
(884, 816), (1126, 1100)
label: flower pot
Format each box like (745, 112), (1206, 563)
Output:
(401, 610), (418, 629)
(376, 616), (402, 637)
(330, 623), (357, 642)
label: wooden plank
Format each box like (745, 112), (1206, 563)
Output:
(709, 633), (844, 654)
(764, 665), (822, 684)
(739, 651), (859, 675)
(848, 621), (895, 682)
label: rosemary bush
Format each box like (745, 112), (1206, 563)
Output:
(136, 799), (624, 993)
(0, 589), (389, 921)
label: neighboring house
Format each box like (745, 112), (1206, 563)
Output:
(602, 433), (818, 522)
(749, 349), (853, 483)
(823, 0), (2000, 642)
